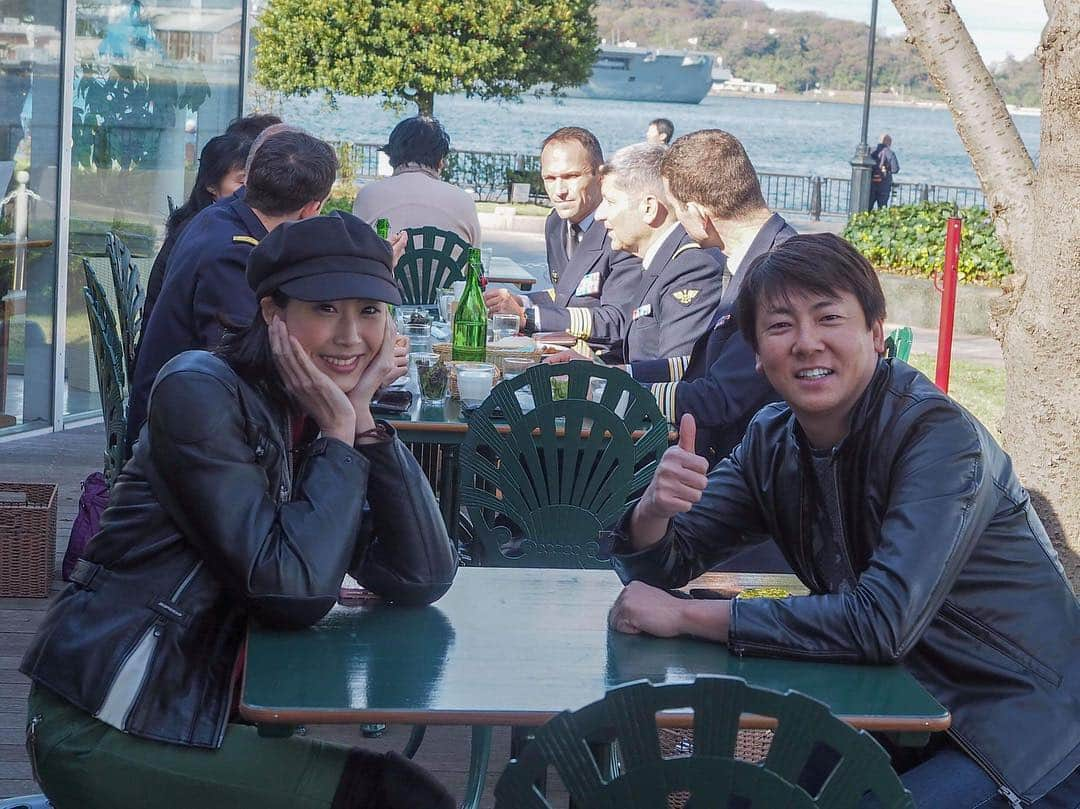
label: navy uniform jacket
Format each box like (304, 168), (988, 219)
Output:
(633, 213), (797, 466)
(615, 224), (724, 364)
(127, 189), (267, 450)
(525, 211), (641, 351)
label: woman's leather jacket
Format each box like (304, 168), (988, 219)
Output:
(22, 351), (458, 748)
(614, 359), (1080, 804)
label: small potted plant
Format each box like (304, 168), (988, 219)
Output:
(415, 354), (449, 406)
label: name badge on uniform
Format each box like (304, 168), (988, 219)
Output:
(574, 271), (601, 297)
(632, 304), (653, 321)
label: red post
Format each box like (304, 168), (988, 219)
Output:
(935, 217), (962, 393)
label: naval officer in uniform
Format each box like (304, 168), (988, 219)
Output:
(544, 142), (723, 365)
(485, 127), (641, 357)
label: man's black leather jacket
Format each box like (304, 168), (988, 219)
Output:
(22, 351), (458, 748)
(613, 359), (1080, 803)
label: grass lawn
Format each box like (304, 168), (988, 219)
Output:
(906, 353), (1005, 439)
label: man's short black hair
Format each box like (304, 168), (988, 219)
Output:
(226, 113), (283, 140)
(736, 233), (887, 351)
(244, 130), (338, 217)
(383, 116), (451, 169)
(649, 118), (674, 143)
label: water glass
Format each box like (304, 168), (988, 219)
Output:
(456, 362), (496, 407)
(436, 289), (455, 322)
(481, 247), (495, 271)
(501, 356), (534, 381)
(414, 353), (448, 406)
(404, 322), (433, 356)
(491, 313), (520, 342)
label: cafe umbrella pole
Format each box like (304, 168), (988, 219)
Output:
(935, 217), (962, 393)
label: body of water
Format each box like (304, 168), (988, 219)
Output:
(281, 93), (1040, 188)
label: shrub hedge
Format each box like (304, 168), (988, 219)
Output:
(842, 202), (1013, 286)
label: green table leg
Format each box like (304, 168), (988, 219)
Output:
(402, 724), (427, 759)
(438, 445), (460, 544)
(461, 725), (493, 809)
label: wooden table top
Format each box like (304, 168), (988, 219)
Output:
(240, 567), (949, 733)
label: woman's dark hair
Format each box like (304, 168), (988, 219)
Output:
(167, 133), (251, 236)
(736, 233), (887, 351)
(383, 116), (451, 169)
(216, 291), (291, 411)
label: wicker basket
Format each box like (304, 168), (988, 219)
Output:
(433, 342), (542, 375)
(657, 728), (774, 809)
(434, 343), (542, 397)
(0, 482), (58, 597)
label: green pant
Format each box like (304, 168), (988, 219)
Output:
(27, 684), (348, 809)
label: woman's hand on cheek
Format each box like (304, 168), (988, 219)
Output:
(348, 317), (397, 430)
(269, 316), (356, 445)
(381, 334), (409, 387)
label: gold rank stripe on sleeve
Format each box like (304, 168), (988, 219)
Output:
(232, 235), (260, 246)
(572, 339), (596, 359)
(547, 288), (557, 302)
(650, 382), (678, 423)
(667, 355), (690, 382)
(567, 307), (593, 339)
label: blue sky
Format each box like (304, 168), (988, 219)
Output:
(766, 0), (1046, 65)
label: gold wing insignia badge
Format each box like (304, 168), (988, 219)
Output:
(672, 289), (700, 305)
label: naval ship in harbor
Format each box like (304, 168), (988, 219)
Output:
(563, 45), (715, 104)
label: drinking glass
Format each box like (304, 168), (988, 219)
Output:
(456, 362), (496, 408)
(414, 353), (448, 406)
(436, 288), (455, 322)
(481, 247), (494, 271)
(501, 356), (534, 381)
(491, 313), (520, 342)
(403, 322), (433, 356)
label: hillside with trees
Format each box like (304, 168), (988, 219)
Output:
(595, 0), (1039, 105)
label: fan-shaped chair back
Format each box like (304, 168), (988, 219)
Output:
(495, 676), (914, 809)
(395, 226), (471, 304)
(459, 361), (669, 568)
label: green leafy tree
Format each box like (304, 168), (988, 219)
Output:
(254, 0), (599, 116)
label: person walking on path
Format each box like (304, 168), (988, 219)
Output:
(870, 133), (900, 209)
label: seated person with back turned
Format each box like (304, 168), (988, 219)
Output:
(23, 213), (459, 809)
(485, 127), (642, 357)
(543, 141), (723, 365)
(607, 234), (1080, 809)
(352, 115), (481, 246)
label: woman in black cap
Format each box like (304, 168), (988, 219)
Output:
(21, 212), (458, 809)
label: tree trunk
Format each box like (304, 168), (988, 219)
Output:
(413, 90), (435, 117)
(892, 0), (1080, 588)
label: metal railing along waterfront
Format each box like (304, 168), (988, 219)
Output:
(333, 141), (986, 219)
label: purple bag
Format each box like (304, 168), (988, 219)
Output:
(62, 472), (110, 581)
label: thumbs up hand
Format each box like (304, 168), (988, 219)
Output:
(639, 414), (711, 521)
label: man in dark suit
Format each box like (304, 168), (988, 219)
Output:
(485, 127), (641, 354)
(543, 142), (723, 365)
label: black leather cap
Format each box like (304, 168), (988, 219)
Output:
(246, 212), (402, 304)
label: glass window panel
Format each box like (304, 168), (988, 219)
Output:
(0, 1), (63, 432)
(64, 0), (243, 418)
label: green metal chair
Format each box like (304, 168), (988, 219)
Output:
(495, 676), (915, 809)
(395, 226), (470, 304)
(885, 326), (914, 362)
(458, 361), (670, 569)
(83, 258), (128, 484)
(105, 231), (144, 384)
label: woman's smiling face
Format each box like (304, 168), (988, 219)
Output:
(264, 297), (388, 392)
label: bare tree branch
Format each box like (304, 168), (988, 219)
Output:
(891, 0), (1036, 259)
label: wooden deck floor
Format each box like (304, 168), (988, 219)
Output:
(0, 425), (516, 805)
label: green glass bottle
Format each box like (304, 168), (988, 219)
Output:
(375, 217), (390, 239)
(452, 248), (487, 363)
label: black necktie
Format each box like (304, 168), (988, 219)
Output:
(566, 222), (581, 260)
